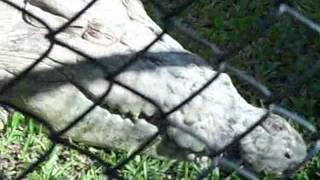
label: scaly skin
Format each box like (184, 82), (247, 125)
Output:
(0, 0), (307, 174)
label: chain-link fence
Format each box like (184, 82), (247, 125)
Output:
(0, 0), (319, 179)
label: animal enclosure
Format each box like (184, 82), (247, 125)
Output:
(0, 0), (319, 179)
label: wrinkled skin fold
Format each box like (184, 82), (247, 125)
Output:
(0, 0), (307, 174)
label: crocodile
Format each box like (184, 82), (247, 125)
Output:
(0, 0), (307, 174)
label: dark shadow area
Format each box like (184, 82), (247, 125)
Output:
(0, 0), (319, 179)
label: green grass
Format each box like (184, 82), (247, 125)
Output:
(170, 0), (320, 179)
(0, 112), (318, 179)
(1, 0), (320, 179)
(0, 112), (242, 179)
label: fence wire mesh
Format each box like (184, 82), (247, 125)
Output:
(0, 0), (319, 179)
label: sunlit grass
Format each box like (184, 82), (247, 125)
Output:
(1, 0), (319, 179)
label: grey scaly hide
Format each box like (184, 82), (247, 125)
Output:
(0, 0), (306, 173)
